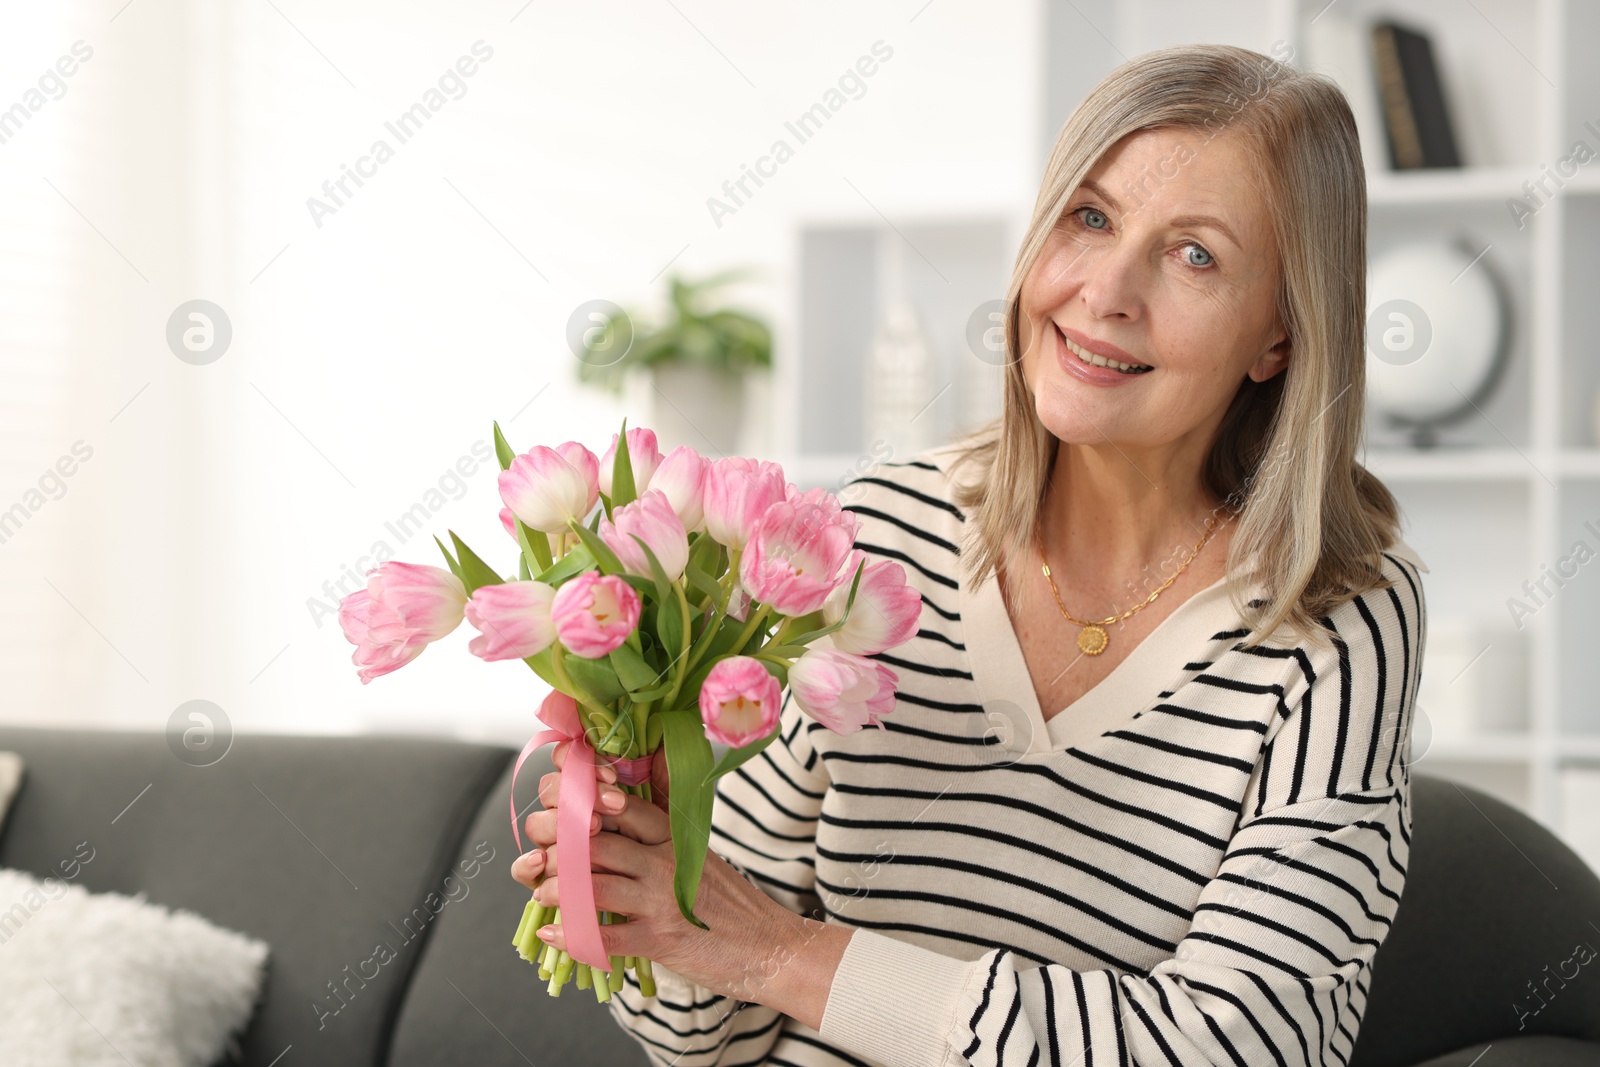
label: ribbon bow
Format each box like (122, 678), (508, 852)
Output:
(510, 690), (652, 971)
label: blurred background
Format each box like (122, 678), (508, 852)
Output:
(2, 0), (1598, 863)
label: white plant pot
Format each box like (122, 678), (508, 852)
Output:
(643, 363), (745, 457)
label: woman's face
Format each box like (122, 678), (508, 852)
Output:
(1018, 125), (1290, 459)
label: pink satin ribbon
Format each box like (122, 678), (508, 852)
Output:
(510, 691), (653, 971)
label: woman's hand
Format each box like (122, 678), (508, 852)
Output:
(509, 740), (804, 1004)
(513, 738), (669, 851)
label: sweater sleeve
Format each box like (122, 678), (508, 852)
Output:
(819, 578), (1423, 1067)
(606, 691), (832, 1065)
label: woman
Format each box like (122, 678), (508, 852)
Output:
(514, 42), (1428, 1065)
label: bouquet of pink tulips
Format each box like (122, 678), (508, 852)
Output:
(336, 420), (922, 1002)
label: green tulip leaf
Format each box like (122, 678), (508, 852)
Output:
(660, 709), (714, 930)
(610, 417), (637, 508)
(569, 522), (626, 577)
(561, 652), (626, 705)
(434, 535), (465, 585)
(449, 531), (504, 595)
(492, 421), (516, 471)
(537, 543), (596, 586)
(703, 726), (780, 787)
(609, 641), (662, 693)
(683, 561), (720, 603)
(515, 515), (553, 574)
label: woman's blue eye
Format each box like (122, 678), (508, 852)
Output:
(1079, 208), (1109, 230)
(1181, 243), (1213, 267)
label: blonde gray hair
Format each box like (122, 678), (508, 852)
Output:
(948, 42), (1402, 653)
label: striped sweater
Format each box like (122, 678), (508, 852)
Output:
(605, 442), (1430, 1067)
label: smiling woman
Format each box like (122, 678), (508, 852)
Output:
(962, 42), (1403, 664)
(520, 42), (1432, 1067)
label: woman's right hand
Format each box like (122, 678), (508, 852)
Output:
(505, 739), (668, 889)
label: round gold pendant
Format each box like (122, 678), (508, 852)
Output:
(1077, 624), (1109, 656)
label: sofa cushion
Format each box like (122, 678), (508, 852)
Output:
(0, 727), (511, 1067)
(388, 744), (652, 1067)
(1410, 1036), (1600, 1066)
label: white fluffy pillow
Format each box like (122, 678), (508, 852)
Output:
(0, 868), (269, 1067)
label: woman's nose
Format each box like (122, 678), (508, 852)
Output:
(1074, 242), (1143, 321)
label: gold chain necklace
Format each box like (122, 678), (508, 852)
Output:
(1037, 512), (1227, 656)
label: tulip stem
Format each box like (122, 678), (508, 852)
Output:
(718, 549), (743, 617)
(683, 567), (735, 681)
(513, 894), (537, 945)
(637, 956), (657, 998)
(770, 615), (811, 647)
(659, 581), (694, 710)
(750, 652), (794, 673)
(628, 700), (651, 758)
(730, 605), (774, 658)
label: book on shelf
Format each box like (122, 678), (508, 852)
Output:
(1370, 19), (1462, 170)
(1302, 9), (1388, 175)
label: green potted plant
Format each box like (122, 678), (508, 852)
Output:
(576, 268), (772, 455)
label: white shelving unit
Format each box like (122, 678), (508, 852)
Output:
(774, 0), (1600, 854)
(1291, 0), (1600, 850)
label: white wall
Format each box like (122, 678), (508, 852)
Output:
(0, 1), (1042, 744)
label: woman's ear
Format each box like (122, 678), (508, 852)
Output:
(1247, 330), (1290, 383)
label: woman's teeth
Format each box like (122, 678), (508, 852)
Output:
(1060, 329), (1151, 374)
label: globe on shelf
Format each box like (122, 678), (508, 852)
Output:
(1363, 238), (1510, 449)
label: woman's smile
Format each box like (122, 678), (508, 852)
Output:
(1054, 320), (1154, 386)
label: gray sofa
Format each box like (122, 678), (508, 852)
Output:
(0, 725), (1596, 1066)
(0, 726), (650, 1067)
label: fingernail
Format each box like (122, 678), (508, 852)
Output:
(537, 926), (554, 941)
(599, 765), (617, 783)
(603, 790), (625, 810)
(526, 849), (544, 867)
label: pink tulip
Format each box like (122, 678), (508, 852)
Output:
(822, 558), (922, 656)
(499, 442), (600, 534)
(338, 562), (467, 684)
(782, 484), (862, 553)
(599, 489), (689, 582)
(598, 427), (663, 499)
(740, 501), (860, 617)
(498, 507), (519, 543)
(698, 656), (783, 748)
(788, 648), (898, 734)
(702, 457), (786, 550)
(784, 483), (838, 518)
(550, 572), (641, 658)
(464, 580), (558, 661)
(650, 446), (709, 533)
